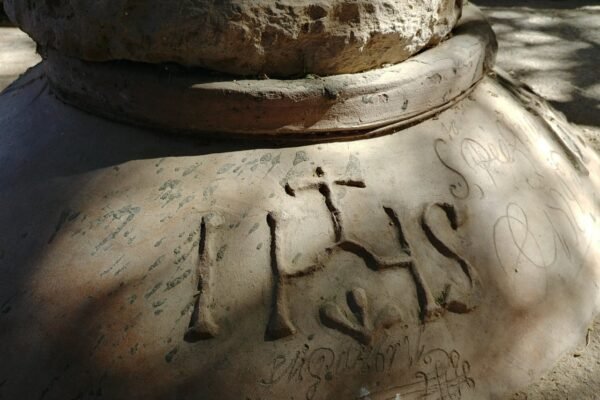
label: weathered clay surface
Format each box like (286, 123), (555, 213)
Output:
(42, 5), (493, 137)
(0, 62), (599, 399)
(1, 2), (599, 398)
(4, 0), (462, 76)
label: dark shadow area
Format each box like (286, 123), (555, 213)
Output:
(0, 2), (12, 27)
(474, 1), (600, 128)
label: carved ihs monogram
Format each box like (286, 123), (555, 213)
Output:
(186, 167), (480, 344)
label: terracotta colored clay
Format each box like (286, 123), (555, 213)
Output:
(4, 0), (462, 77)
(0, 2), (599, 400)
(1, 61), (599, 400)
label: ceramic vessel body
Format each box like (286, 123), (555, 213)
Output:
(0, 3), (599, 399)
(0, 63), (599, 399)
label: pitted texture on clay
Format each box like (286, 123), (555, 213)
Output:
(5, 0), (462, 77)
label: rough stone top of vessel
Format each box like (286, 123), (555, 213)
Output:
(4, 0), (463, 77)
